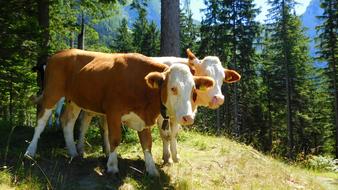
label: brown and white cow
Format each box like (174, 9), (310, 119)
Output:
(155, 50), (241, 163)
(76, 49), (241, 164)
(24, 49), (215, 176)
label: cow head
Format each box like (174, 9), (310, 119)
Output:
(187, 49), (241, 109)
(145, 64), (214, 125)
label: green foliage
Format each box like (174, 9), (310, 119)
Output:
(180, 0), (199, 56)
(0, 0), (39, 126)
(113, 18), (136, 52)
(121, 125), (139, 144)
(198, 0), (262, 146)
(258, 0), (327, 158)
(131, 4), (160, 56)
(316, 0), (338, 157)
(303, 155), (338, 172)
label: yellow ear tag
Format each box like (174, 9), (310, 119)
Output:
(153, 82), (159, 89)
(226, 75), (233, 82)
(199, 85), (207, 91)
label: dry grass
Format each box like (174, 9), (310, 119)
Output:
(117, 129), (336, 190)
(0, 125), (337, 189)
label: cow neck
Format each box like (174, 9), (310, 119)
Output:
(159, 82), (170, 131)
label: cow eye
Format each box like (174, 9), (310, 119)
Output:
(171, 87), (178, 95)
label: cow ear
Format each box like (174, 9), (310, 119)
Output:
(145, 72), (165, 89)
(187, 49), (200, 66)
(188, 65), (196, 75)
(194, 76), (215, 91)
(224, 69), (241, 83)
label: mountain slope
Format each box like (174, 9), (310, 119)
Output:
(301, 0), (325, 67)
(0, 124), (337, 189)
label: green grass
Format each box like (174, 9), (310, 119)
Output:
(0, 122), (337, 189)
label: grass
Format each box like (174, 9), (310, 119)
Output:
(0, 122), (337, 189)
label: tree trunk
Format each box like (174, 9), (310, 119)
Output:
(232, 2), (240, 137)
(160, 0), (180, 56)
(78, 12), (85, 50)
(267, 89), (273, 151)
(224, 85), (231, 132)
(70, 31), (74, 48)
(282, 0), (294, 159)
(9, 73), (13, 127)
(216, 109), (220, 132)
(36, 0), (49, 93)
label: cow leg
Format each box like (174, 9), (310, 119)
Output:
(157, 117), (171, 164)
(77, 111), (94, 156)
(106, 114), (121, 174)
(60, 102), (81, 157)
(138, 128), (159, 177)
(170, 121), (181, 163)
(25, 108), (53, 157)
(101, 118), (110, 156)
(162, 132), (171, 164)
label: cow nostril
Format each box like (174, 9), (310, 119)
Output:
(182, 115), (194, 124)
(214, 95), (224, 102)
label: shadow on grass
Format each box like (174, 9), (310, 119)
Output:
(0, 124), (174, 190)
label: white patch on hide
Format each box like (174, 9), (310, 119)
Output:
(121, 112), (146, 132)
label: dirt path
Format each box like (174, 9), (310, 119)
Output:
(316, 176), (338, 190)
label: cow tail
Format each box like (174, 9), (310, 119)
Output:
(29, 93), (43, 105)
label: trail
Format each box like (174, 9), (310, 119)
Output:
(316, 176), (338, 190)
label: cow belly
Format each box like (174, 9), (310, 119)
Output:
(81, 107), (105, 116)
(121, 112), (146, 131)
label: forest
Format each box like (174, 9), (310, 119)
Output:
(0, 0), (337, 189)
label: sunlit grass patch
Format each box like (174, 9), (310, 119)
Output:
(0, 123), (336, 189)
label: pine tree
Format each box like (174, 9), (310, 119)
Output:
(316, 0), (338, 158)
(114, 18), (135, 52)
(0, 0), (40, 126)
(131, 4), (160, 56)
(199, 0), (228, 132)
(142, 21), (160, 56)
(265, 0), (316, 158)
(199, 0), (224, 57)
(132, 6), (148, 53)
(199, 0), (260, 138)
(180, 0), (198, 56)
(224, 0), (260, 140)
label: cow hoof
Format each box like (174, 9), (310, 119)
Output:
(172, 155), (180, 163)
(106, 170), (121, 181)
(68, 156), (81, 164)
(24, 151), (32, 158)
(146, 166), (160, 177)
(163, 159), (173, 166)
(68, 151), (79, 158)
(76, 147), (84, 156)
(24, 150), (36, 159)
(162, 154), (170, 164)
(25, 145), (36, 158)
(107, 166), (119, 175)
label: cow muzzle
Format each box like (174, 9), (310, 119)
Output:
(209, 95), (224, 109)
(180, 115), (194, 125)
